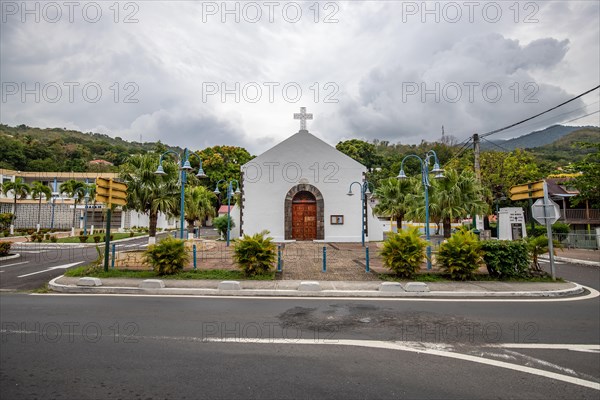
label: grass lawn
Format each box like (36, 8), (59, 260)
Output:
(65, 265), (275, 280)
(43, 232), (146, 244)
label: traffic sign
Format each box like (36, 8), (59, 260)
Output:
(510, 181), (544, 201)
(95, 178), (128, 206)
(531, 198), (561, 225)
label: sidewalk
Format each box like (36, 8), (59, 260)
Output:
(540, 248), (599, 266)
(49, 275), (587, 298)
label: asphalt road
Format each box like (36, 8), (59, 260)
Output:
(0, 233), (174, 291)
(1, 261), (599, 399)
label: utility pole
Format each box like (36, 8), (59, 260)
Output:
(473, 133), (481, 181)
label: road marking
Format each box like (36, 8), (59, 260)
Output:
(201, 338), (600, 390)
(17, 262), (83, 278)
(492, 343), (600, 351)
(0, 261), (30, 269)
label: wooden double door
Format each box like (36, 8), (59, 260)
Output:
(292, 191), (317, 241)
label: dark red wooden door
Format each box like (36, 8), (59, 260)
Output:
(292, 192), (317, 241)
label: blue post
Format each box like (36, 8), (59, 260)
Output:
(277, 244), (282, 272)
(83, 178), (89, 236)
(366, 246), (370, 272)
(226, 187), (231, 247)
(193, 244), (197, 269)
(361, 188), (365, 247)
(179, 149), (187, 240)
(111, 243), (116, 269)
(322, 246), (326, 272)
(425, 182), (431, 270)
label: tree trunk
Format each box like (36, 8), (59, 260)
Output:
(395, 215), (403, 232)
(149, 212), (158, 237)
(13, 194), (17, 224)
(72, 202), (77, 229)
(38, 197), (42, 226)
(91, 201), (96, 228)
(443, 217), (452, 238)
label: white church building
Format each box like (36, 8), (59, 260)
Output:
(237, 108), (384, 243)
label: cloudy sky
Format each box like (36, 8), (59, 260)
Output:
(1, 0), (599, 154)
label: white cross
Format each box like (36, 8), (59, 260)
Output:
(293, 107), (313, 131)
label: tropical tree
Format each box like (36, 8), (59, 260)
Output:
(60, 179), (86, 230)
(120, 153), (180, 238)
(407, 169), (488, 238)
(569, 143), (600, 208)
(184, 186), (216, 231)
(30, 181), (52, 228)
(373, 177), (417, 231)
(86, 183), (97, 228)
(3, 177), (30, 224)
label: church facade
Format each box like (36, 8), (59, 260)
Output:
(239, 108), (384, 243)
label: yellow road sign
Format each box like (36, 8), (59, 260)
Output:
(509, 180), (544, 200)
(95, 178), (128, 206)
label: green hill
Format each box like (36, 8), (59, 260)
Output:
(529, 127), (600, 165)
(482, 125), (594, 151)
(0, 124), (182, 172)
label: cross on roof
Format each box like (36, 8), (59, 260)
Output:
(293, 107), (313, 131)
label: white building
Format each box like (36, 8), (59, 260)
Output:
(240, 108), (384, 243)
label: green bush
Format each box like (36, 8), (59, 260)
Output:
(50, 235), (58, 243)
(528, 222), (570, 238)
(437, 228), (484, 280)
(481, 240), (530, 278)
(78, 235), (89, 243)
(213, 215), (235, 238)
(233, 230), (276, 276)
(129, 231), (135, 237)
(0, 242), (12, 257)
(143, 236), (190, 275)
(93, 235), (101, 243)
(380, 227), (428, 278)
(0, 213), (14, 230)
(2, 230), (10, 237)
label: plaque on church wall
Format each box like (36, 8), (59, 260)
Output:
(330, 215), (344, 225)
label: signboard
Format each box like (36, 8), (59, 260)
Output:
(95, 178), (128, 206)
(510, 181), (544, 201)
(531, 198), (561, 225)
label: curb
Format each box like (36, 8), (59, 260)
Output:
(540, 255), (600, 267)
(48, 276), (585, 298)
(0, 253), (20, 261)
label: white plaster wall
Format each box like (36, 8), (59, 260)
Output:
(127, 211), (176, 230)
(242, 131), (367, 242)
(366, 203), (385, 242)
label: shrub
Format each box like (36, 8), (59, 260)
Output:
(50, 235), (58, 243)
(0, 242), (12, 257)
(143, 236), (189, 275)
(0, 213), (14, 230)
(380, 228), (428, 278)
(233, 230), (276, 276)
(93, 235), (101, 243)
(2, 230), (9, 237)
(78, 235), (89, 243)
(36, 235), (43, 243)
(129, 231), (135, 237)
(213, 215), (235, 238)
(27, 229), (35, 235)
(44, 233), (51, 240)
(437, 227), (484, 280)
(481, 240), (530, 279)
(30, 233), (39, 242)
(527, 235), (562, 271)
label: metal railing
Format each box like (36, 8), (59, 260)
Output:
(558, 209), (600, 222)
(553, 233), (599, 250)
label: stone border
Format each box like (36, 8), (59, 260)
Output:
(48, 276), (585, 298)
(0, 253), (20, 261)
(284, 184), (324, 240)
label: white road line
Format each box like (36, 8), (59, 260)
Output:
(202, 338), (600, 391)
(0, 261), (30, 269)
(492, 343), (600, 351)
(17, 262), (83, 278)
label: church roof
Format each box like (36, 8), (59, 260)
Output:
(244, 129), (366, 170)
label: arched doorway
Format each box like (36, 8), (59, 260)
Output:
(292, 191), (317, 240)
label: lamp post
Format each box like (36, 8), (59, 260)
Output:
(397, 150), (445, 269)
(213, 179), (240, 247)
(155, 148), (207, 239)
(83, 180), (90, 236)
(346, 181), (372, 247)
(50, 192), (59, 230)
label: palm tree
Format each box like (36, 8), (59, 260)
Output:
(30, 181), (52, 229)
(86, 183), (97, 229)
(120, 153), (179, 238)
(185, 186), (216, 232)
(373, 177), (417, 232)
(3, 177), (31, 225)
(60, 179), (86, 230)
(428, 169), (488, 238)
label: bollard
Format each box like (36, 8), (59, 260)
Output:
(111, 244), (116, 269)
(366, 246), (370, 273)
(322, 246), (326, 273)
(193, 244), (197, 270)
(277, 245), (282, 272)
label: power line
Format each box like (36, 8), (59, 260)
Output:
(481, 137), (510, 152)
(562, 110), (599, 125)
(480, 85), (600, 139)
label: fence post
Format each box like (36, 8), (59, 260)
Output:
(277, 244), (282, 272)
(322, 246), (326, 273)
(193, 244), (197, 270)
(111, 243), (116, 269)
(365, 246), (370, 273)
